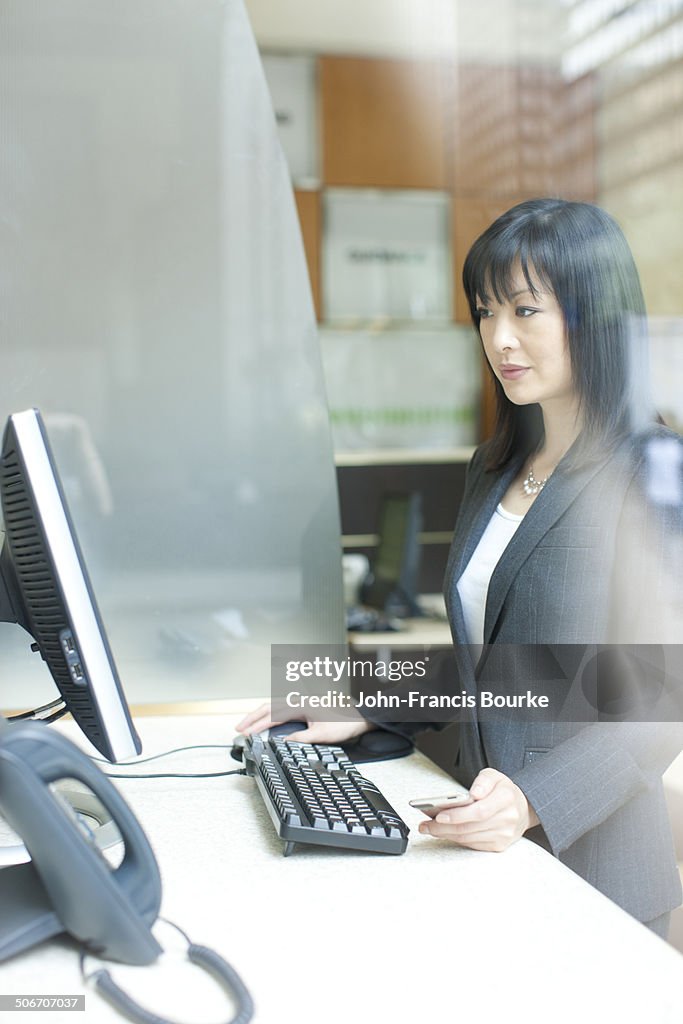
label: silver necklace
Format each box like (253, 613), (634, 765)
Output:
(522, 464), (548, 497)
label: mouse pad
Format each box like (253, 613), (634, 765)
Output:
(341, 730), (414, 763)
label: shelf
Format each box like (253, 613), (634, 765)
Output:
(342, 531), (454, 548)
(334, 446), (475, 467)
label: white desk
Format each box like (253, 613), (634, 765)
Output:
(2, 712), (683, 1024)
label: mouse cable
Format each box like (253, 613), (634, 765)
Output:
(101, 768), (247, 780)
(90, 743), (233, 767)
(90, 745), (240, 774)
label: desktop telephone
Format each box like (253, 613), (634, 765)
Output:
(0, 719), (253, 1023)
(0, 719), (161, 964)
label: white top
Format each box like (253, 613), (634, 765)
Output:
(457, 502), (524, 645)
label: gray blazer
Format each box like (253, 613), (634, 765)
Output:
(441, 428), (683, 923)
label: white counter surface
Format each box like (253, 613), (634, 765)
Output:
(2, 713), (683, 1024)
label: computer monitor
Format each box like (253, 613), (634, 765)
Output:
(0, 408), (140, 762)
(360, 492), (422, 618)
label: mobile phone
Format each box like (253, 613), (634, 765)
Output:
(409, 793), (473, 817)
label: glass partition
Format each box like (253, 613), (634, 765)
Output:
(0, 0), (344, 710)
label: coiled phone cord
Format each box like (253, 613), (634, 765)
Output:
(80, 919), (254, 1024)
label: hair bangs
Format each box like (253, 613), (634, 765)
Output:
(465, 218), (556, 314)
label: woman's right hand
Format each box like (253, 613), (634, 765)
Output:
(235, 702), (374, 745)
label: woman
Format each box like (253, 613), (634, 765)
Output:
(239, 199), (683, 935)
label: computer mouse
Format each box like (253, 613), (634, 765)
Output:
(269, 720), (308, 739)
(230, 733), (248, 762)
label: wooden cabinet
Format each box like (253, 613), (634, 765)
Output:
(320, 56), (452, 190)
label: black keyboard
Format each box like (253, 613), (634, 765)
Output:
(243, 734), (409, 856)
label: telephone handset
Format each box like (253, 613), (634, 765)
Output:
(0, 719), (162, 964)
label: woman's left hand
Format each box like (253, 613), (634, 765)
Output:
(418, 767), (540, 852)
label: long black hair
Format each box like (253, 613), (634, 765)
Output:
(462, 198), (652, 469)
